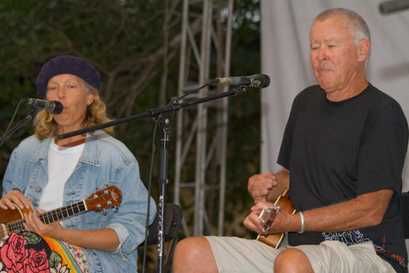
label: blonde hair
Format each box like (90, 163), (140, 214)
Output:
(34, 88), (113, 140)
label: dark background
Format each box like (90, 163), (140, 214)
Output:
(0, 0), (261, 241)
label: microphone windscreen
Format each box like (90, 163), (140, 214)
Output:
(52, 101), (64, 114)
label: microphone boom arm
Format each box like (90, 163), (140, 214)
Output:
(57, 85), (250, 139)
(56, 83), (262, 273)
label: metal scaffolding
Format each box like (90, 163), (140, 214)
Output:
(174, 0), (234, 236)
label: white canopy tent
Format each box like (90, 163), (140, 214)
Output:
(261, 0), (409, 188)
(260, 0), (409, 254)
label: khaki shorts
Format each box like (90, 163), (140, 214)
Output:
(206, 236), (396, 273)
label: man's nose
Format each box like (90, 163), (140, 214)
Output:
(317, 47), (329, 60)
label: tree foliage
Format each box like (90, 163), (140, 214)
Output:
(0, 0), (261, 239)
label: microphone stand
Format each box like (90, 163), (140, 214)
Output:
(157, 115), (169, 273)
(57, 85), (251, 273)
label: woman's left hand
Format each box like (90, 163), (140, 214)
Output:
(23, 209), (64, 238)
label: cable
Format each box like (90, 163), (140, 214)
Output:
(0, 99), (29, 146)
(142, 118), (159, 273)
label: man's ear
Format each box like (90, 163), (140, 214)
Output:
(357, 38), (370, 63)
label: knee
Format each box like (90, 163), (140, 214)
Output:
(173, 237), (217, 273)
(274, 248), (314, 273)
(174, 237), (208, 261)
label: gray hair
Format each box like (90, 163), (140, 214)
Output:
(314, 8), (371, 44)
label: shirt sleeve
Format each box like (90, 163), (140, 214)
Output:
(2, 148), (27, 196)
(105, 159), (156, 255)
(356, 100), (408, 195)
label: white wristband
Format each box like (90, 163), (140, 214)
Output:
(298, 211), (305, 234)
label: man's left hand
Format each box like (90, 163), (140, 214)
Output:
(243, 201), (298, 234)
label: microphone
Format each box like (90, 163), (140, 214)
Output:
(209, 74), (270, 88)
(379, 0), (409, 14)
(27, 98), (64, 114)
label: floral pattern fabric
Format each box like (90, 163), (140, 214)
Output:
(0, 232), (89, 273)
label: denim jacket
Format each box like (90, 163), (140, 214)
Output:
(2, 132), (156, 273)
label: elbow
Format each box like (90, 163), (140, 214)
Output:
(106, 226), (126, 252)
(355, 189), (392, 227)
(366, 210), (385, 227)
(107, 241), (121, 252)
(104, 232), (121, 252)
(103, 233), (123, 252)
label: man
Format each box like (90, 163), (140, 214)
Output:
(173, 8), (408, 273)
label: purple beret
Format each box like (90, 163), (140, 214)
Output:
(35, 55), (101, 98)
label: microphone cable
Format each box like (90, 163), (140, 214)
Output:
(0, 98), (29, 146)
(141, 118), (159, 273)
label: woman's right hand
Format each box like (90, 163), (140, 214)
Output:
(0, 190), (32, 210)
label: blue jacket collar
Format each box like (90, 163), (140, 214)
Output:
(32, 134), (104, 167)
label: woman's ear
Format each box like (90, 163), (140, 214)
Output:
(86, 93), (96, 106)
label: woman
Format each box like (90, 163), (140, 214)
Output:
(0, 55), (156, 273)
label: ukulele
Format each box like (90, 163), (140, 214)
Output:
(256, 189), (296, 248)
(0, 186), (122, 240)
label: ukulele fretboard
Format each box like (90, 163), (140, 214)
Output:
(6, 201), (87, 234)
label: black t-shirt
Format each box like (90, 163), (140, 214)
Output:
(278, 84), (409, 273)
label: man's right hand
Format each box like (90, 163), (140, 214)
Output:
(247, 169), (289, 202)
(0, 190), (32, 210)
